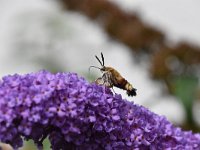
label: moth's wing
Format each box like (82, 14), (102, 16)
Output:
(95, 75), (112, 88)
(101, 72), (113, 87)
(95, 77), (104, 85)
(104, 80), (112, 87)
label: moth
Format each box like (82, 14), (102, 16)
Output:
(90, 52), (137, 96)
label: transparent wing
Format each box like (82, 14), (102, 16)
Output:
(95, 72), (113, 88)
(95, 77), (104, 85)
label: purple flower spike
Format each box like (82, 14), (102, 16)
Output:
(0, 70), (200, 149)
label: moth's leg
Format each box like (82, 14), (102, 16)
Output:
(111, 87), (116, 94)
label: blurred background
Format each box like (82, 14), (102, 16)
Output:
(0, 0), (200, 149)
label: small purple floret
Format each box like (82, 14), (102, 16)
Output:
(0, 70), (200, 149)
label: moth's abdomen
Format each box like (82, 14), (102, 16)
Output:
(115, 78), (137, 97)
(127, 87), (137, 96)
(125, 82), (137, 96)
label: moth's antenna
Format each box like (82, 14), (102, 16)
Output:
(88, 66), (101, 72)
(101, 52), (104, 66)
(88, 65), (102, 79)
(95, 55), (103, 66)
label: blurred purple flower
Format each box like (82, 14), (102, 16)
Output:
(0, 70), (200, 149)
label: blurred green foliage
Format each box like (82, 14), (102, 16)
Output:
(172, 75), (199, 131)
(20, 138), (51, 150)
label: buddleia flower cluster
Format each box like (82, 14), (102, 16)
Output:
(0, 70), (200, 149)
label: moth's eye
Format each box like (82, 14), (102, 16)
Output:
(101, 67), (106, 71)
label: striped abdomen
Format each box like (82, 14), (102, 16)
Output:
(114, 77), (137, 96)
